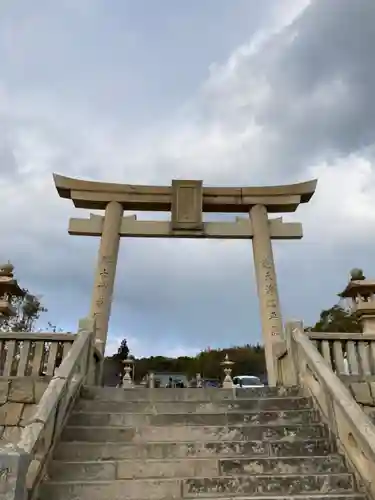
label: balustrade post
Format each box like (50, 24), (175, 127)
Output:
(283, 321), (301, 386)
(148, 372), (155, 389)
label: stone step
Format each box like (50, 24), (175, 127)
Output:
(75, 396), (312, 413)
(81, 386), (303, 402)
(39, 473), (355, 500)
(48, 455), (347, 481)
(54, 438), (335, 461)
(61, 423), (327, 443)
(68, 409), (319, 427)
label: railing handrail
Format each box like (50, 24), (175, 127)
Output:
(282, 321), (375, 499)
(293, 325), (375, 458)
(0, 332), (76, 341)
(0, 318), (101, 500)
(307, 331), (375, 341)
(17, 328), (92, 454)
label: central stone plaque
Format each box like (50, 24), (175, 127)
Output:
(171, 180), (203, 231)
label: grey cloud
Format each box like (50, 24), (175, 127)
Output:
(260, 0), (375, 171)
(183, 0), (375, 185)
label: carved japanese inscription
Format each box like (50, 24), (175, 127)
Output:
(261, 257), (281, 337)
(171, 179), (203, 231)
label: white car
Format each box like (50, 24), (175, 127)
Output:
(232, 375), (264, 388)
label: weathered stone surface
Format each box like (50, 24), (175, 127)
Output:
(68, 408), (318, 427)
(80, 385), (303, 402)
(369, 381), (375, 401)
(117, 458), (218, 479)
(362, 405), (375, 424)
(40, 386), (363, 500)
(26, 458), (42, 490)
(0, 446), (29, 499)
(0, 402), (23, 426)
(269, 438), (334, 456)
(8, 379), (34, 404)
(39, 485), (366, 500)
(219, 455), (346, 475)
(350, 382), (374, 406)
(54, 437), (333, 461)
(40, 478), (182, 500)
(62, 423), (327, 443)
(39, 473), (354, 500)
(49, 455), (347, 482)
(20, 404), (37, 426)
(34, 379), (50, 403)
(54, 440), (267, 461)
(0, 379), (10, 404)
(75, 396), (312, 413)
(184, 473), (354, 496)
(2, 426), (22, 443)
(49, 460), (117, 481)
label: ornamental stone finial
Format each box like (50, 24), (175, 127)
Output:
(350, 268), (365, 281)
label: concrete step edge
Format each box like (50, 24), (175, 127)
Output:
(63, 423), (325, 430)
(44, 471), (355, 484)
(56, 437), (331, 445)
(79, 396), (309, 402)
(50, 454), (342, 465)
(71, 409), (317, 416)
(38, 492), (364, 500)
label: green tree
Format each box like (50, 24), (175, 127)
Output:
(0, 290), (47, 332)
(306, 304), (360, 333)
(127, 344), (266, 383)
(112, 338), (130, 361)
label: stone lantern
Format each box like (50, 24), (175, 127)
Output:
(121, 356), (135, 388)
(338, 268), (375, 334)
(221, 353), (234, 388)
(0, 263), (25, 321)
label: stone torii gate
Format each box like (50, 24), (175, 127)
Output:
(53, 174), (317, 385)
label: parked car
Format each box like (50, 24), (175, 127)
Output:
(188, 377), (220, 388)
(203, 378), (221, 388)
(232, 375), (264, 388)
(142, 372), (189, 388)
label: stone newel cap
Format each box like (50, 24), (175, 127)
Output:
(338, 268), (375, 298)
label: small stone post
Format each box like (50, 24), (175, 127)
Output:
(148, 372), (155, 389)
(122, 357), (134, 388)
(221, 354), (234, 388)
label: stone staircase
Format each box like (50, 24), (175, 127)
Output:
(38, 386), (366, 500)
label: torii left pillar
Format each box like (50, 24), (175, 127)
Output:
(90, 201), (123, 355)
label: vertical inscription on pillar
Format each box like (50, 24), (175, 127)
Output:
(261, 257), (281, 337)
(171, 180), (203, 231)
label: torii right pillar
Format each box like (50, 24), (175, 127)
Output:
(250, 205), (284, 386)
(248, 179), (317, 386)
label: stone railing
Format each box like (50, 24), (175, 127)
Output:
(0, 332), (76, 377)
(277, 321), (375, 499)
(306, 331), (375, 381)
(0, 318), (102, 500)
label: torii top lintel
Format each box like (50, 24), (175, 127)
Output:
(53, 173), (317, 213)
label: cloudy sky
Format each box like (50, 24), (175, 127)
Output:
(1, 0), (375, 358)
